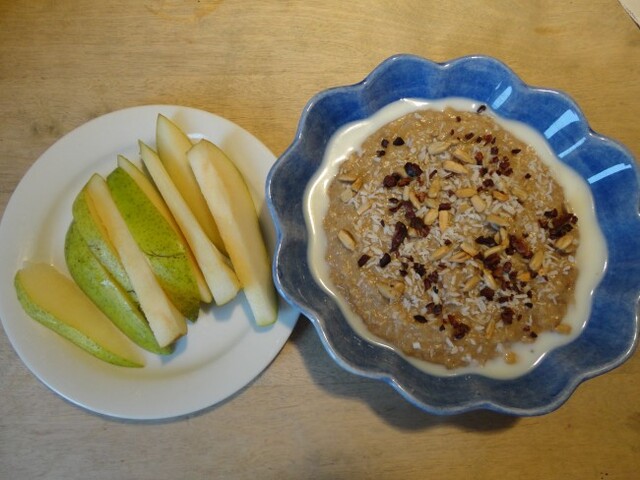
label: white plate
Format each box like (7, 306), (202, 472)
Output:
(0, 105), (298, 420)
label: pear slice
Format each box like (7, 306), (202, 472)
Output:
(188, 140), (278, 326)
(117, 155), (212, 304)
(139, 141), (240, 305)
(86, 174), (187, 347)
(106, 164), (200, 321)
(15, 262), (144, 368)
(72, 186), (134, 296)
(156, 114), (227, 255)
(65, 221), (172, 355)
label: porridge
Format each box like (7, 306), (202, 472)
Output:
(321, 104), (584, 369)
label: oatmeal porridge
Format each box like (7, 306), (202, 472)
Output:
(307, 98), (608, 373)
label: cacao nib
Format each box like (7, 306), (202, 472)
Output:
(357, 254), (371, 267)
(390, 222), (408, 252)
(404, 162), (423, 177)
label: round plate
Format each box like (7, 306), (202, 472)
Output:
(0, 105), (298, 420)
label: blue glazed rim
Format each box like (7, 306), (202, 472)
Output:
(266, 54), (640, 416)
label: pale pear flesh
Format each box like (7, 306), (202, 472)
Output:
(188, 140), (278, 326)
(156, 114), (227, 255)
(15, 262), (144, 368)
(139, 141), (240, 306)
(65, 221), (172, 355)
(86, 174), (187, 348)
(72, 187), (134, 295)
(117, 155), (212, 304)
(106, 166), (201, 322)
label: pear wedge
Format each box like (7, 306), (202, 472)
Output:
(72, 186), (134, 296)
(156, 114), (227, 255)
(86, 174), (187, 347)
(15, 262), (144, 368)
(106, 164), (201, 321)
(188, 140), (278, 326)
(65, 221), (172, 355)
(139, 142), (240, 305)
(117, 155), (212, 304)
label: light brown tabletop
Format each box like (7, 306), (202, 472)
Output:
(1, 1), (639, 479)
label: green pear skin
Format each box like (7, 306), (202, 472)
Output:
(15, 262), (144, 368)
(65, 221), (173, 355)
(106, 166), (200, 322)
(72, 187), (134, 296)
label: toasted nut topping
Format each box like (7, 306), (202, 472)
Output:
(377, 281), (404, 300)
(452, 148), (474, 164)
(555, 234), (574, 252)
(455, 187), (477, 198)
(356, 200), (371, 215)
(340, 188), (355, 203)
(408, 189), (422, 209)
(438, 210), (450, 231)
(450, 250), (471, 263)
(442, 159), (469, 174)
(486, 214), (510, 228)
(461, 242), (479, 257)
(425, 198), (439, 209)
(470, 194), (486, 213)
(504, 351), (518, 364)
(483, 244), (506, 258)
(423, 208), (438, 225)
(516, 271), (532, 282)
(485, 319), (496, 339)
(428, 141), (450, 155)
(428, 176), (442, 198)
(492, 190), (509, 202)
(511, 186), (528, 201)
(463, 275), (482, 292)
(432, 244), (452, 261)
(499, 228), (509, 246)
(337, 173), (357, 182)
(351, 176), (364, 192)
(554, 323), (572, 335)
(482, 269), (499, 290)
(529, 249), (545, 272)
(338, 229), (356, 250)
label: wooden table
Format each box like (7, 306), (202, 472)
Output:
(1, 1), (639, 478)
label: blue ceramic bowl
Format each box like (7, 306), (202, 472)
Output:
(266, 54), (640, 415)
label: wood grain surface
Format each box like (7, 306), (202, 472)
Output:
(1, 1), (639, 479)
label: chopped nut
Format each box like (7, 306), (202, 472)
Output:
(554, 323), (572, 335)
(428, 140), (450, 155)
(470, 194), (486, 213)
(482, 269), (499, 290)
(351, 176), (364, 192)
(338, 229), (356, 250)
(340, 188), (355, 203)
(450, 250), (471, 263)
(516, 271), (532, 282)
(438, 210), (450, 231)
(511, 185), (528, 201)
(408, 189), (422, 209)
(356, 200), (371, 215)
(455, 187), (477, 198)
(462, 275), (482, 292)
(427, 175), (442, 198)
(377, 281), (404, 300)
(432, 244), (451, 261)
(499, 228), (509, 246)
(337, 173), (357, 182)
(423, 208), (438, 225)
(555, 233), (574, 252)
(504, 351), (518, 364)
(485, 319), (496, 339)
(452, 148), (474, 164)
(461, 242), (479, 257)
(492, 190), (509, 202)
(529, 249), (545, 272)
(483, 244), (506, 258)
(442, 159), (469, 174)
(486, 214), (510, 228)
